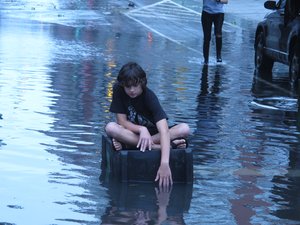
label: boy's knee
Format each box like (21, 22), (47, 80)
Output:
(105, 122), (117, 136)
(178, 123), (190, 137)
(181, 123), (190, 136)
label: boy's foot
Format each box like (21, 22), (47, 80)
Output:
(171, 138), (188, 149)
(217, 58), (222, 63)
(112, 138), (123, 151)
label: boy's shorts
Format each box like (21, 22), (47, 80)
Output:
(148, 124), (176, 136)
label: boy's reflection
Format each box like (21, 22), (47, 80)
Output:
(100, 179), (192, 225)
(155, 186), (172, 224)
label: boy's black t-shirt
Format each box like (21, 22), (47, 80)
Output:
(109, 84), (168, 133)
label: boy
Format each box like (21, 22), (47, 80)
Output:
(105, 62), (190, 187)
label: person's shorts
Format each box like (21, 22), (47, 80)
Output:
(148, 124), (176, 136)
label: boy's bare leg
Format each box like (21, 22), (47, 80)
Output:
(111, 138), (123, 151)
(151, 123), (190, 149)
(170, 123), (190, 140)
(171, 139), (187, 149)
(105, 122), (140, 150)
(106, 122), (190, 150)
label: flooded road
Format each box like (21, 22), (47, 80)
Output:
(1, 0), (300, 224)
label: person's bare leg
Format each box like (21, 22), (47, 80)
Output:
(105, 122), (140, 150)
(106, 122), (190, 150)
(151, 137), (187, 149)
(171, 139), (186, 149)
(151, 123), (190, 149)
(169, 123), (190, 140)
(112, 138), (123, 151)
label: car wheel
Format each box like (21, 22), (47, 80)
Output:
(289, 43), (300, 85)
(255, 32), (274, 72)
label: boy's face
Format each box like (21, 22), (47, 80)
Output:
(124, 84), (143, 98)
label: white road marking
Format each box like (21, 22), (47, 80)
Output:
(124, 0), (242, 54)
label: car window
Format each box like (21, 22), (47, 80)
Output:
(277, 0), (286, 9)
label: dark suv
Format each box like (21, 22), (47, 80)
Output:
(254, 0), (300, 84)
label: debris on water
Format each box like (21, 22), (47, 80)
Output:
(128, 1), (135, 7)
(7, 204), (24, 209)
(250, 97), (298, 112)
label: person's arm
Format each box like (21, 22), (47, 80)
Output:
(154, 119), (173, 187)
(116, 113), (152, 151)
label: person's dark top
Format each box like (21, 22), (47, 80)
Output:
(110, 84), (168, 134)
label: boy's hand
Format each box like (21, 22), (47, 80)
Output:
(137, 126), (153, 152)
(155, 163), (173, 188)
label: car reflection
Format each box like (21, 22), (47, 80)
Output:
(270, 145), (300, 221)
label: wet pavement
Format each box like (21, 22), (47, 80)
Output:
(1, 0), (300, 224)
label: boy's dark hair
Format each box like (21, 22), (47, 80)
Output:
(117, 62), (147, 88)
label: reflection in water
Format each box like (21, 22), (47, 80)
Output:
(2, 0), (300, 224)
(251, 69), (300, 131)
(193, 64), (225, 163)
(229, 146), (271, 225)
(189, 65), (240, 224)
(100, 177), (192, 225)
(248, 69), (300, 224)
(253, 70), (300, 221)
(251, 69), (297, 98)
(0, 16), (119, 222)
(251, 70), (298, 112)
(271, 149), (300, 221)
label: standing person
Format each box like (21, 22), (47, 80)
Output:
(105, 62), (190, 187)
(201, 0), (228, 64)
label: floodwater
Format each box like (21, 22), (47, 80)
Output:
(1, 0), (300, 224)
